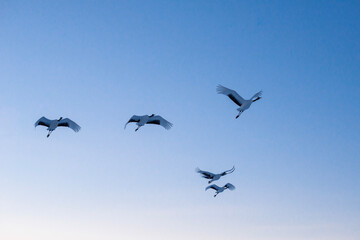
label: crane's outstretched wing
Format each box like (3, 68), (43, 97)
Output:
(124, 115), (141, 129)
(251, 91), (263, 102)
(252, 97), (261, 102)
(205, 184), (220, 191)
(34, 117), (51, 128)
(221, 166), (235, 176)
(196, 168), (215, 179)
(224, 183), (236, 190)
(217, 85), (245, 107)
(58, 118), (81, 132)
(146, 115), (173, 130)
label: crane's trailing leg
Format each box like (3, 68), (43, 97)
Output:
(47, 130), (52, 138)
(214, 193), (218, 197)
(135, 126), (140, 131)
(236, 111), (243, 119)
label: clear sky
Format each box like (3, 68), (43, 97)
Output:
(0, 1), (359, 239)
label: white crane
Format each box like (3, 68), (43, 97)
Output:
(196, 166), (235, 184)
(217, 85), (262, 118)
(125, 114), (173, 131)
(34, 117), (81, 137)
(206, 183), (235, 197)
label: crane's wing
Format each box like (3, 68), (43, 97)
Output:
(146, 115), (173, 130)
(252, 97), (261, 102)
(58, 118), (81, 132)
(196, 168), (215, 179)
(216, 85), (245, 107)
(34, 117), (51, 128)
(251, 91), (263, 102)
(205, 184), (220, 191)
(221, 166), (235, 176)
(124, 115), (141, 129)
(224, 183), (235, 190)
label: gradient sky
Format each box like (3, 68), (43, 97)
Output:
(0, 1), (359, 239)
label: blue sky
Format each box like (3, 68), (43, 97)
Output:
(0, 1), (359, 239)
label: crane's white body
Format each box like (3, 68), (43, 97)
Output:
(205, 183), (235, 197)
(196, 166), (235, 183)
(125, 114), (173, 131)
(34, 117), (81, 137)
(217, 85), (262, 118)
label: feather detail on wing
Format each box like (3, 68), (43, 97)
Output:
(206, 184), (220, 191)
(224, 183), (236, 190)
(251, 91), (263, 101)
(146, 115), (173, 130)
(124, 115), (141, 129)
(196, 168), (215, 179)
(216, 85), (245, 107)
(252, 97), (261, 102)
(58, 118), (81, 132)
(221, 166), (235, 176)
(34, 117), (51, 128)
